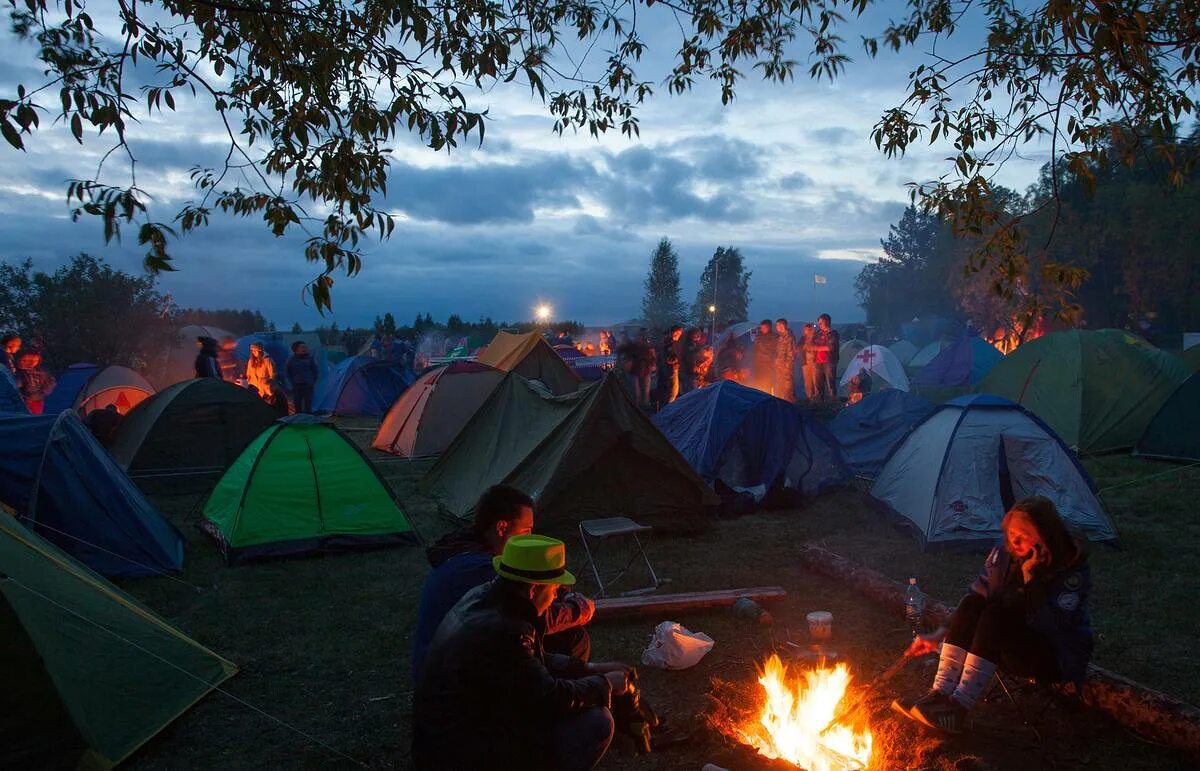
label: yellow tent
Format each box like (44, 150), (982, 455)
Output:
(476, 331), (580, 395)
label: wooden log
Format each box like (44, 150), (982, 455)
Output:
(796, 544), (1200, 754)
(593, 586), (786, 619)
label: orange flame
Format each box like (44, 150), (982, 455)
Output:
(740, 654), (873, 770)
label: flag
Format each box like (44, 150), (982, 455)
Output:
(814, 274), (827, 285)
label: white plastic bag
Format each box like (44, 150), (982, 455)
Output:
(640, 621), (715, 670)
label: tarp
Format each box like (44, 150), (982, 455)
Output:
(234, 332), (330, 390)
(476, 331), (581, 395)
(150, 324), (237, 389)
(1135, 374), (1200, 462)
(110, 379), (278, 476)
(372, 361), (504, 458)
(423, 372), (718, 530)
(0, 515), (235, 770)
(829, 390), (937, 478)
(907, 339), (949, 368)
(0, 366), (27, 413)
(314, 355), (414, 416)
(975, 329), (1191, 453)
(871, 394), (1118, 549)
(0, 412), (184, 577)
(652, 380), (849, 495)
(916, 335), (1003, 387)
(838, 344), (910, 392)
(202, 416), (418, 563)
(44, 363), (155, 415)
(889, 339), (919, 365)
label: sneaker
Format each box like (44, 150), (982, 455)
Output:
(910, 693), (967, 734)
(890, 691), (941, 720)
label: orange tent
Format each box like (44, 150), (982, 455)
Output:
(475, 331), (580, 395)
(371, 362), (504, 458)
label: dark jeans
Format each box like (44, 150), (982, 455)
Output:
(815, 362), (836, 399)
(293, 384), (314, 413)
(545, 625), (591, 663)
(946, 593), (1061, 681)
(553, 706), (614, 771)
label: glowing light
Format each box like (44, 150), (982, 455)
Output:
(739, 655), (872, 771)
(535, 304), (552, 321)
(708, 304), (717, 313)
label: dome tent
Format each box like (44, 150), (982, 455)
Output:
(836, 339), (868, 377)
(915, 335), (1003, 387)
(475, 331), (581, 395)
(202, 416), (418, 563)
(0, 515), (235, 770)
(889, 339), (919, 365)
(829, 390), (937, 478)
(1135, 374), (1200, 462)
(44, 363), (155, 416)
(372, 361), (504, 458)
(907, 339), (950, 368)
(838, 344), (910, 392)
(0, 412), (184, 577)
(975, 329), (1190, 453)
(871, 395), (1118, 550)
(314, 355), (415, 416)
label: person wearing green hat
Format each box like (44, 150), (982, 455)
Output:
(412, 534), (629, 771)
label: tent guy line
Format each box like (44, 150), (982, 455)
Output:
(0, 574), (371, 770)
(1097, 460), (1200, 496)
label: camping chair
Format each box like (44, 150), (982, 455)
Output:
(577, 517), (662, 598)
(982, 669), (1083, 744)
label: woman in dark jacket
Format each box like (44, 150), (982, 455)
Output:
(194, 336), (223, 379)
(894, 496), (1094, 734)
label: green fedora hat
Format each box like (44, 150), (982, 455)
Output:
(493, 534), (576, 585)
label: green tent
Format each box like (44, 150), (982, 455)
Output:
(1135, 374), (1200, 462)
(202, 416), (417, 563)
(975, 329), (1191, 453)
(422, 372), (718, 531)
(0, 515), (235, 770)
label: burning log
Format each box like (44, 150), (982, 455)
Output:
(796, 544), (1200, 754)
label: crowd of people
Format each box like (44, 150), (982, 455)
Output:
(194, 335), (320, 415)
(603, 313), (845, 410)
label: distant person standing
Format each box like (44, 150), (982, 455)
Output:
(799, 323), (818, 402)
(774, 319), (797, 403)
(680, 327), (700, 395)
(195, 336), (223, 379)
(1, 334), (21, 372)
(812, 314), (840, 401)
(663, 325), (685, 404)
(15, 349), (55, 414)
(632, 328), (657, 409)
(286, 341), (320, 414)
(751, 320), (777, 394)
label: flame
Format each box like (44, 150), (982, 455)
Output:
(740, 654), (873, 771)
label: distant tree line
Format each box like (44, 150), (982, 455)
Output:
(177, 307), (273, 336)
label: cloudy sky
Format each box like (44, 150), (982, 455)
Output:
(0, 4), (1051, 330)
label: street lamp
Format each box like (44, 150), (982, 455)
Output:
(708, 304), (717, 343)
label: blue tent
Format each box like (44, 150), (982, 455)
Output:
(43, 363), (100, 413)
(1, 367), (27, 413)
(653, 380), (850, 495)
(314, 355), (414, 416)
(829, 390), (937, 478)
(0, 412), (184, 577)
(915, 335), (1003, 387)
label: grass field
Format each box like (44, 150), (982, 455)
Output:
(116, 422), (1200, 770)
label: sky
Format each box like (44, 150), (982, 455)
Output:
(0, 4), (1052, 330)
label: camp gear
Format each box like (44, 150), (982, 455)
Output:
(975, 328), (1190, 453)
(916, 335), (1003, 387)
(476, 330), (581, 395)
(313, 355), (414, 416)
(44, 363), (155, 415)
(871, 394), (1118, 549)
(201, 416), (417, 563)
(0, 514), (235, 770)
(578, 517), (660, 598)
(492, 534), (576, 585)
(0, 412), (184, 577)
(1135, 374), (1200, 462)
(828, 390), (936, 478)
(371, 361), (504, 457)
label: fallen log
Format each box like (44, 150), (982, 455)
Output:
(796, 544), (1200, 755)
(593, 586), (786, 620)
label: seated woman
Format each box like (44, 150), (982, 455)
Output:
(894, 496), (1093, 734)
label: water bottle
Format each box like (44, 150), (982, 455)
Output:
(904, 577), (925, 636)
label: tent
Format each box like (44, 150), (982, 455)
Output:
(151, 324), (237, 388)
(371, 361), (505, 458)
(110, 379), (279, 477)
(836, 339), (868, 376)
(202, 416), (418, 563)
(0, 412), (184, 577)
(838, 344), (910, 392)
(1135, 374), (1200, 462)
(889, 339), (919, 365)
(1, 366), (27, 413)
(234, 332), (330, 389)
(652, 380), (850, 495)
(313, 355), (414, 416)
(423, 373), (718, 530)
(907, 339), (949, 368)
(0, 515), (236, 770)
(975, 329), (1191, 453)
(871, 395), (1118, 549)
(44, 363), (155, 416)
(829, 390), (937, 478)
(476, 331), (581, 395)
(915, 335), (1003, 387)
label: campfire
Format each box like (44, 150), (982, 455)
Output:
(736, 654), (873, 771)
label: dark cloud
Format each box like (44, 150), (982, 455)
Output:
(810, 126), (858, 146)
(780, 171), (814, 190)
(599, 146), (756, 224)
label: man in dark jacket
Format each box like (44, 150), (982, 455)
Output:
(194, 337), (223, 379)
(411, 485), (594, 683)
(412, 534), (626, 771)
(285, 341), (320, 413)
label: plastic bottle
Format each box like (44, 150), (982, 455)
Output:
(731, 597), (774, 626)
(904, 577), (925, 636)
